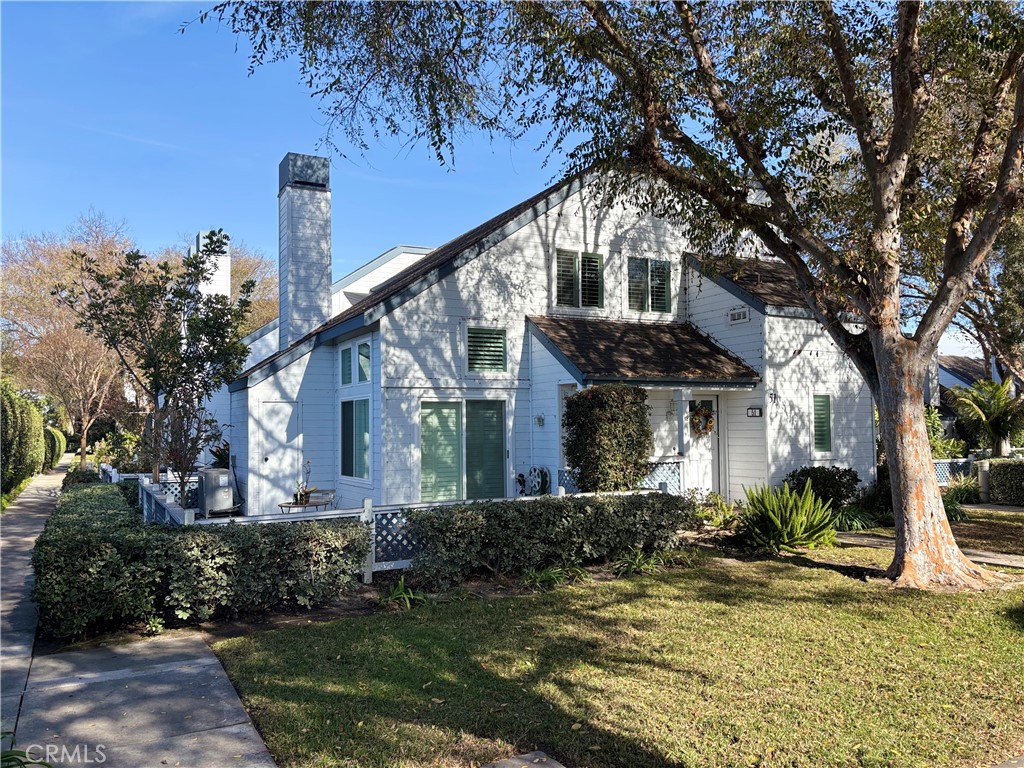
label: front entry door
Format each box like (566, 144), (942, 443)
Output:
(685, 396), (720, 493)
(258, 401), (300, 513)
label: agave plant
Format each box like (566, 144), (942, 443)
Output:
(949, 378), (1024, 458)
(741, 480), (837, 553)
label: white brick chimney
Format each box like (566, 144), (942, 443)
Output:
(278, 152), (332, 350)
(190, 230), (231, 298)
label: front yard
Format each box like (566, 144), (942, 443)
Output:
(214, 548), (1024, 768)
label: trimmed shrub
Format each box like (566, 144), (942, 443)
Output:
(407, 493), (698, 590)
(32, 484), (370, 639)
(782, 465), (860, 510)
(1, 380), (44, 494)
(43, 427), (67, 470)
(117, 478), (141, 509)
(61, 466), (102, 489)
(989, 459), (1024, 505)
(741, 481), (837, 552)
(562, 385), (654, 492)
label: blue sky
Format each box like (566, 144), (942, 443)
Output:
(1, 1), (979, 355)
(1, 1), (559, 281)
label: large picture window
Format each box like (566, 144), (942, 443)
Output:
(341, 399), (370, 479)
(555, 249), (603, 308)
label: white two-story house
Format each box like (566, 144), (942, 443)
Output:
(225, 153), (876, 515)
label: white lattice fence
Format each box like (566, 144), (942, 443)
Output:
(559, 461), (682, 494)
(933, 459), (973, 485)
(160, 479), (199, 508)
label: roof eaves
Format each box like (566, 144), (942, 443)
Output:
(584, 374), (760, 388)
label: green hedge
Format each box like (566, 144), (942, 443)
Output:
(32, 484), (370, 640)
(562, 385), (654, 492)
(1, 380), (44, 494)
(407, 493), (698, 590)
(989, 460), (1024, 505)
(43, 427), (67, 470)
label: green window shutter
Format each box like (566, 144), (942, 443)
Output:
(341, 400), (354, 476)
(467, 328), (507, 372)
(357, 342), (371, 382)
(581, 253), (603, 308)
(341, 348), (352, 385)
(813, 395), (832, 452)
(650, 260), (671, 312)
(354, 399), (369, 479)
(421, 403), (462, 502)
(628, 257), (648, 311)
(556, 249), (579, 307)
(466, 400), (505, 500)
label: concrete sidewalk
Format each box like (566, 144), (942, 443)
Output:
(1, 458), (275, 767)
(836, 532), (1024, 570)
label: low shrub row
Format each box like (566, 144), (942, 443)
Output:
(989, 459), (1024, 505)
(32, 484), (370, 639)
(1, 379), (45, 495)
(43, 426), (67, 470)
(406, 493), (699, 590)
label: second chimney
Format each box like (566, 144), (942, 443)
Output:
(278, 152), (332, 350)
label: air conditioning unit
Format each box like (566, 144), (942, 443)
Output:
(198, 469), (233, 515)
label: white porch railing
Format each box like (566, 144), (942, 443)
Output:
(139, 475), (201, 525)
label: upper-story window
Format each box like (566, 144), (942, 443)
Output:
(628, 257), (671, 313)
(556, 249), (603, 309)
(340, 340), (372, 386)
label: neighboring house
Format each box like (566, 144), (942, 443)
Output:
(224, 153), (875, 515)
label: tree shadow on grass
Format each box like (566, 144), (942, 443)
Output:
(782, 554), (887, 583)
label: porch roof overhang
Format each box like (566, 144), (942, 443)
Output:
(527, 315), (761, 389)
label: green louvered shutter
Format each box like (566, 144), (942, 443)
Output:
(421, 403), (462, 502)
(466, 400), (505, 499)
(650, 260), (671, 312)
(556, 249), (579, 307)
(580, 253), (603, 308)
(467, 328), (507, 372)
(813, 395), (832, 452)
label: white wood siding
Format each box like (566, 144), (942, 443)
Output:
(245, 347), (337, 514)
(763, 316), (876, 487)
(332, 249), (431, 314)
(525, 332), (579, 476)
(683, 267), (765, 372)
(229, 388), (249, 503)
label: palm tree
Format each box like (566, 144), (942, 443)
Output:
(949, 378), (1024, 458)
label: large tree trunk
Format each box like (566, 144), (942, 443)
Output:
(872, 335), (999, 590)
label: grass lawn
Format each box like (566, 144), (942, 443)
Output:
(214, 548), (1024, 768)
(865, 509), (1024, 557)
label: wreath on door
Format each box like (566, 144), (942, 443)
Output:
(690, 405), (715, 437)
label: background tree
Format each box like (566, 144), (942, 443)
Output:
(951, 217), (1024, 383)
(203, 1), (1024, 590)
(1, 214), (128, 468)
(55, 230), (254, 499)
(230, 242), (278, 336)
(949, 378), (1024, 457)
